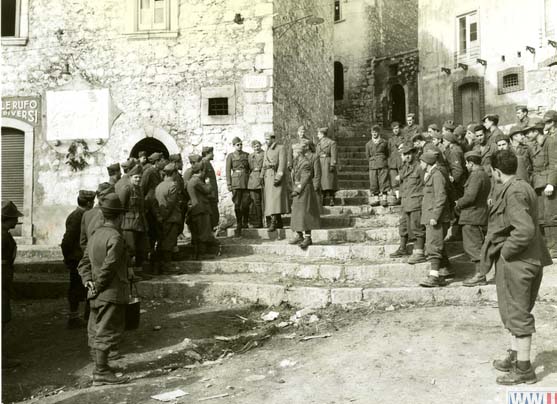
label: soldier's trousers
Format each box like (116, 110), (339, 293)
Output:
(425, 222), (450, 270)
(123, 230), (147, 267)
(66, 260), (88, 313)
(495, 255), (543, 336)
(249, 190), (263, 227)
(389, 169), (399, 190)
(88, 299), (125, 351)
(146, 210), (159, 254)
(462, 224), (486, 263)
(232, 189), (250, 227)
(158, 222), (181, 259)
(369, 168), (390, 194)
(2, 264), (13, 324)
(399, 210), (425, 248)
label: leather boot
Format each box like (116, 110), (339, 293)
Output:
(463, 272), (487, 287)
(299, 236), (312, 250)
(93, 349), (129, 386)
(267, 215), (278, 232)
(493, 349), (516, 372)
(369, 195), (380, 207)
(496, 363), (537, 385)
(407, 249), (427, 264)
(289, 232), (304, 245)
(390, 236), (409, 258)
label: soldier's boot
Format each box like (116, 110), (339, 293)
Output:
(267, 216), (277, 233)
(234, 210), (242, 237)
(407, 248), (427, 264)
(289, 232), (304, 245)
(493, 349), (517, 372)
(463, 265), (487, 287)
(387, 193), (398, 206)
(419, 274), (447, 288)
(299, 235), (313, 250)
(93, 349), (129, 386)
(275, 215), (284, 229)
(380, 193), (389, 207)
(496, 363), (537, 385)
(329, 192), (335, 207)
(369, 195), (380, 207)
(322, 194), (328, 207)
(390, 236), (409, 258)
(241, 211), (249, 229)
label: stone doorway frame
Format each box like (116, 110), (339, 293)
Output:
(123, 127), (180, 157)
(1, 117), (35, 244)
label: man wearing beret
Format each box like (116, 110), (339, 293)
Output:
(226, 137), (250, 237)
(154, 163), (182, 272)
(78, 194), (129, 386)
(248, 140), (265, 228)
(2, 201), (24, 368)
(401, 113), (421, 144)
(366, 125), (390, 207)
(262, 132), (290, 231)
(480, 150), (551, 385)
(515, 106), (530, 131)
(483, 114), (504, 144)
(80, 182), (114, 252)
(141, 152), (164, 267)
(508, 125), (533, 182)
(418, 150), (453, 287)
(107, 163), (121, 186)
(526, 117), (557, 257)
(392, 145), (426, 262)
(61, 190), (96, 328)
(201, 147), (219, 231)
(457, 151), (491, 287)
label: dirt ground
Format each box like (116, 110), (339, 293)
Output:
(3, 300), (557, 404)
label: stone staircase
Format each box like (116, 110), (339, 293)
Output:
(337, 137), (369, 189)
(13, 188), (557, 309)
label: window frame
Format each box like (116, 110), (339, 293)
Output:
(456, 11), (478, 56)
(1, 0), (29, 46)
(497, 66), (525, 95)
(125, 0), (178, 39)
(334, 0), (343, 23)
(201, 85), (236, 125)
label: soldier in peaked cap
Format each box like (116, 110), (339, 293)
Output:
(248, 140), (265, 228)
(262, 132), (290, 231)
(366, 125), (389, 207)
(78, 193), (130, 386)
(508, 125), (532, 182)
(543, 110), (557, 137)
(107, 163), (121, 186)
(202, 146), (219, 231)
(226, 137), (250, 237)
(61, 190), (96, 329)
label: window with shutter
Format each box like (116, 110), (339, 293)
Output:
(137, 0), (168, 31)
(1, 128), (25, 238)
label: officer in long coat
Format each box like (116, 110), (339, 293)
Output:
(480, 150), (552, 385)
(80, 182), (114, 251)
(418, 151), (453, 288)
(226, 137), (250, 237)
(365, 125), (389, 207)
(154, 163), (182, 272)
(262, 132), (290, 232)
(289, 143), (320, 249)
(387, 122), (404, 205)
(392, 145), (426, 262)
(169, 154), (187, 242)
(287, 125), (311, 171)
(61, 190), (95, 328)
(201, 147), (219, 231)
(78, 194), (129, 386)
(248, 140), (265, 228)
(301, 138), (322, 205)
(316, 127), (338, 207)
(141, 152), (164, 262)
(455, 151), (491, 287)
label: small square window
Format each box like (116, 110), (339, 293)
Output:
(208, 98), (229, 116)
(503, 74), (519, 89)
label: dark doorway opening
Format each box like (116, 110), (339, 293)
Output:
(459, 82), (480, 124)
(130, 138), (169, 159)
(390, 84), (406, 125)
(2, 126), (25, 236)
(334, 61), (344, 101)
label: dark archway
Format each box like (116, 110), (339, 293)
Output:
(130, 137), (169, 159)
(334, 61), (344, 101)
(390, 84), (406, 124)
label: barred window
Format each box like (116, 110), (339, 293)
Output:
(497, 68), (524, 94)
(208, 98), (229, 116)
(503, 74), (519, 89)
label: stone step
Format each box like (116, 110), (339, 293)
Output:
(226, 227), (400, 243)
(12, 271), (557, 309)
(334, 196), (370, 205)
(335, 189), (370, 197)
(338, 164), (369, 172)
(338, 151), (367, 159)
(337, 137), (371, 146)
(338, 180), (369, 189)
(282, 215), (353, 228)
(338, 172), (368, 181)
(337, 145), (366, 152)
(321, 204), (401, 216)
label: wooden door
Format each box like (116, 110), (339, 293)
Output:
(460, 82), (480, 124)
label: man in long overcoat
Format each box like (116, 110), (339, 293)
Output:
(262, 132), (290, 232)
(201, 147), (219, 231)
(316, 127), (338, 207)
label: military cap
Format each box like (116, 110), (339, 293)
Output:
(515, 105), (528, 112)
(391, 121), (401, 128)
(121, 159), (136, 171)
(107, 163), (121, 175)
(1, 201), (23, 218)
(163, 162), (176, 172)
(524, 117), (545, 131)
(411, 133), (425, 142)
(232, 137), (242, 145)
(191, 162), (204, 174)
(467, 123), (478, 132)
(543, 110), (557, 123)
(100, 193), (125, 214)
(168, 154), (181, 162)
(508, 125), (525, 138)
(188, 154), (202, 164)
(202, 146), (214, 154)
(138, 151), (147, 158)
(464, 150), (482, 164)
(428, 123), (440, 131)
(96, 182), (115, 197)
(400, 144), (416, 154)
(371, 125), (381, 133)
(454, 125), (466, 137)
(432, 131), (443, 140)
(407, 113), (416, 118)
(494, 133), (510, 144)
(318, 127), (329, 135)
(442, 121), (456, 131)
(482, 114), (499, 124)
(297, 125), (306, 131)
(78, 190), (96, 200)
(148, 152), (163, 162)
(251, 139), (261, 147)
(128, 164), (143, 176)
(473, 124), (486, 133)
(443, 133), (457, 143)
(420, 151), (438, 165)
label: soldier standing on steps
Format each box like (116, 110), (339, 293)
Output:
(316, 127), (338, 207)
(169, 154), (187, 250)
(387, 122), (404, 206)
(248, 140), (265, 228)
(226, 137), (250, 237)
(141, 152), (164, 269)
(365, 125), (390, 207)
(78, 194), (130, 386)
(289, 143), (320, 249)
(302, 138), (322, 209)
(418, 151), (453, 288)
(456, 151), (491, 287)
(481, 149), (551, 385)
(201, 147), (219, 232)
(391, 145), (426, 262)
(61, 190), (96, 329)
(401, 113), (421, 144)
(262, 132), (290, 232)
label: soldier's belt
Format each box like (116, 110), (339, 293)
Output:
(320, 154), (329, 157)
(252, 168), (261, 172)
(233, 169), (246, 172)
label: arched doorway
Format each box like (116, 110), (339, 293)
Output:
(390, 84), (406, 124)
(459, 82), (481, 124)
(2, 127), (25, 236)
(130, 137), (169, 159)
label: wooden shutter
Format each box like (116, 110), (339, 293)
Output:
(2, 127), (25, 209)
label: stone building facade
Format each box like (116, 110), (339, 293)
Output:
(333, 0), (418, 136)
(1, 0), (333, 245)
(418, 0), (557, 127)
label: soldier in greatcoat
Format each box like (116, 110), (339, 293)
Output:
(454, 151), (491, 287)
(248, 140), (265, 228)
(201, 147), (219, 231)
(289, 143), (320, 249)
(316, 127), (338, 207)
(418, 151), (453, 288)
(154, 163), (182, 272)
(226, 137), (250, 237)
(508, 126), (532, 182)
(301, 138), (322, 205)
(480, 149), (552, 385)
(391, 145), (426, 262)
(141, 152), (164, 264)
(80, 182), (114, 251)
(387, 122), (404, 205)
(169, 154), (187, 245)
(262, 132), (290, 232)
(526, 117), (557, 258)
(61, 190), (95, 328)
(78, 193), (129, 386)
(365, 125), (389, 207)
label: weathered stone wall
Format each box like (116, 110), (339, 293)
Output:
(273, 0), (334, 142)
(2, 0), (277, 244)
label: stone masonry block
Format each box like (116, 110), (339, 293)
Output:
(331, 288), (363, 305)
(363, 287), (434, 308)
(319, 265), (342, 282)
(243, 74), (269, 91)
(296, 265), (319, 280)
(286, 287), (330, 309)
